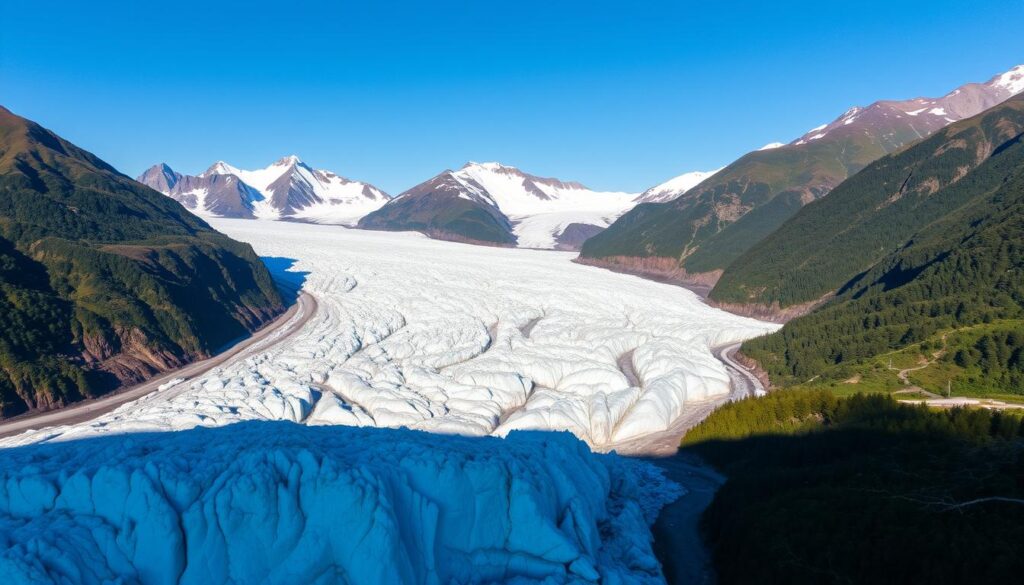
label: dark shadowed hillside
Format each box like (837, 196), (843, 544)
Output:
(0, 106), (284, 417)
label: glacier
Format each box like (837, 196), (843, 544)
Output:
(0, 422), (680, 584)
(0, 219), (778, 584)
(0, 219), (777, 450)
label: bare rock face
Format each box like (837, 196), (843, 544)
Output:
(361, 162), (644, 249)
(138, 156), (390, 225)
(554, 223), (605, 250)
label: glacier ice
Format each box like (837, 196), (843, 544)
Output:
(0, 422), (680, 584)
(0, 219), (777, 450)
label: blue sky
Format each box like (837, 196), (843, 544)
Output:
(2, 1), (1021, 194)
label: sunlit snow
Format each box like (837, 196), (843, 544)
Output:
(1, 220), (776, 450)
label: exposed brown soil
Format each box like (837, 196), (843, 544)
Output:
(0, 292), (315, 438)
(573, 256), (720, 299)
(707, 293), (833, 324)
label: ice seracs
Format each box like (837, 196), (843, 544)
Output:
(0, 422), (681, 584)
(0, 219), (777, 450)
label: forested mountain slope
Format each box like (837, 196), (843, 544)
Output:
(579, 65), (1024, 286)
(0, 106), (284, 417)
(714, 94), (1024, 308)
(734, 95), (1024, 385)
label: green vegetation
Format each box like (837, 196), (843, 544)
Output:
(726, 96), (1024, 392)
(0, 106), (283, 416)
(683, 390), (1024, 585)
(713, 95), (1024, 307)
(359, 190), (516, 245)
(579, 107), (925, 273)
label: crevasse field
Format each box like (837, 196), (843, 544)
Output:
(0, 220), (777, 584)
(2, 220), (775, 449)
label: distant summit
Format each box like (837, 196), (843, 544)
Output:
(360, 161), (646, 249)
(580, 63), (1024, 285)
(139, 157), (389, 225)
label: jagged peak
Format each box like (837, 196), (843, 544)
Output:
(272, 154), (303, 168)
(461, 161), (517, 172)
(990, 64), (1024, 96)
(202, 160), (241, 177)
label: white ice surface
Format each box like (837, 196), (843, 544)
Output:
(1, 220), (777, 450)
(0, 422), (680, 584)
(452, 162), (641, 248)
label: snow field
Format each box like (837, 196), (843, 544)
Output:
(0, 219), (777, 449)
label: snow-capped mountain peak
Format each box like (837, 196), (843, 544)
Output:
(272, 154), (303, 168)
(139, 156), (389, 226)
(791, 64), (1024, 146)
(364, 161), (643, 250)
(636, 168), (723, 204)
(992, 64), (1024, 96)
(202, 160), (241, 177)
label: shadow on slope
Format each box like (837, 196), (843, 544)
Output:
(260, 256), (310, 305)
(680, 391), (1024, 585)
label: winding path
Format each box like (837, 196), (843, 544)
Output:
(0, 292), (318, 440)
(712, 342), (765, 399)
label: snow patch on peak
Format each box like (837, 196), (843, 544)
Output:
(273, 154), (303, 167)
(464, 161), (510, 172)
(202, 160), (241, 177)
(444, 162), (639, 248)
(991, 64), (1024, 96)
(758, 142), (785, 151)
(639, 168), (723, 203)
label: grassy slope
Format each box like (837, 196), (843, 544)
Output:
(713, 95), (1024, 307)
(358, 191), (516, 245)
(579, 116), (922, 273)
(0, 107), (283, 416)
(731, 97), (1024, 389)
(760, 320), (1024, 403)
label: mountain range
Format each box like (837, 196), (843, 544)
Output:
(0, 106), (283, 417)
(578, 64), (1024, 286)
(736, 92), (1024, 389)
(360, 162), (656, 249)
(143, 157), (719, 250)
(139, 156), (390, 225)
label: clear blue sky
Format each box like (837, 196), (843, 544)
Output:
(2, 1), (1021, 194)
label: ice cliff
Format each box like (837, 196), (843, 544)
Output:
(0, 422), (679, 584)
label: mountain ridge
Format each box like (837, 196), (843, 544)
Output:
(732, 93), (1024, 389)
(578, 64), (1024, 286)
(139, 156), (390, 225)
(360, 161), (653, 249)
(0, 106), (284, 417)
